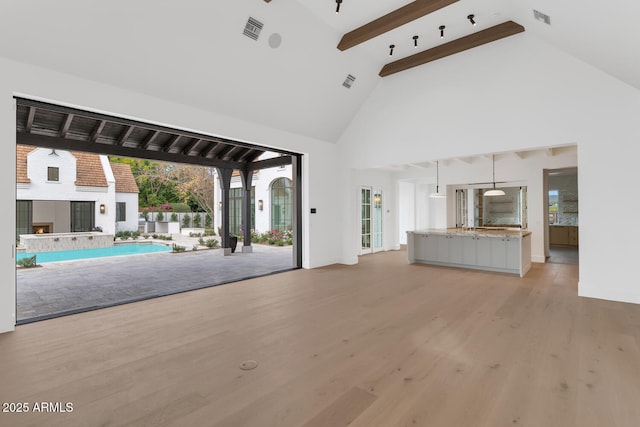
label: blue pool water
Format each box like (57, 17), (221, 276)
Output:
(17, 243), (171, 263)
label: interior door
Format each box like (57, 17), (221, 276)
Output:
(361, 188), (372, 254)
(361, 187), (383, 255)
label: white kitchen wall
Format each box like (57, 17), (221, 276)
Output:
(338, 34), (640, 304)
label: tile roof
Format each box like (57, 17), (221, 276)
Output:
(110, 162), (139, 193)
(16, 145), (35, 183)
(73, 151), (108, 187)
(16, 144), (108, 188)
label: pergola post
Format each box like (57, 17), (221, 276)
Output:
(240, 169), (254, 253)
(216, 167), (233, 256)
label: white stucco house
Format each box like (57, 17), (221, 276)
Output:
(16, 145), (139, 238)
(212, 153), (292, 236)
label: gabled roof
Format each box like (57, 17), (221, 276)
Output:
(110, 163), (139, 194)
(16, 144), (107, 188)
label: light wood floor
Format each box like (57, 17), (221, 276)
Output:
(1, 249), (639, 427)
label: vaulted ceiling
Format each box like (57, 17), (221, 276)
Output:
(0, 1), (638, 143)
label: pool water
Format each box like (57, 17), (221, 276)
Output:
(17, 243), (171, 264)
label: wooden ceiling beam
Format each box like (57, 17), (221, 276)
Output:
(141, 130), (159, 150)
(380, 21), (525, 77)
(117, 125), (134, 146)
(59, 113), (74, 138)
(338, 0), (459, 51)
(26, 107), (36, 133)
(90, 120), (106, 142)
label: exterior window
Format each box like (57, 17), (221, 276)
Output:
(16, 200), (33, 240)
(116, 202), (126, 222)
(47, 166), (59, 182)
(228, 187), (255, 235)
(271, 178), (292, 231)
(70, 201), (95, 232)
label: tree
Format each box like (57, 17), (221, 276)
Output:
(173, 164), (216, 223)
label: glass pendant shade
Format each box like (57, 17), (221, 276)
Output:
(483, 154), (505, 196)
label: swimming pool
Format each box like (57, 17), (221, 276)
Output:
(17, 243), (171, 264)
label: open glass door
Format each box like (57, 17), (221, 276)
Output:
(361, 188), (372, 254)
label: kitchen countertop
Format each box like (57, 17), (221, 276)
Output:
(409, 228), (532, 238)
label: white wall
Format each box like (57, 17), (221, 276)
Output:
(115, 193), (140, 233)
(0, 56), (340, 333)
(338, 34), (640, 304)
(397, 181), (415, 245)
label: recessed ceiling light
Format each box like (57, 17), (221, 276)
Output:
(533, 9), (551, 25)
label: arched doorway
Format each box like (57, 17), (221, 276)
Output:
(271, 177), (292, 231)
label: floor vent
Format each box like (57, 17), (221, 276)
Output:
(533, 10), (551, 25)
(243, 17), (264, 41)
(342, 74), (356, 89)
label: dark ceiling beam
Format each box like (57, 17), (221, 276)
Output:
(91, 120), (106, 142)
(17, 132), (244, 170)
(15, 98), (277, 154)
(379, 20), (525, 77)
(181, 138), (202, 155)
(59, 113), (74, 138)
(247, 155), (292, 171)
(245, 150), (265, 164)
(200, 141), (220, 158)
(338, 0), (459, 51)
(25, 107), (35, 133)
(162, 135), (181, 153)
(141, 130), (160, 150)
(117, 125), (134, 146)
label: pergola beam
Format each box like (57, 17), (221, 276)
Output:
(338, 0), (459, 51)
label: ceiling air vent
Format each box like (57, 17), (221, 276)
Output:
(533, 10), (551, 25)
(342, 74), (356, 89)
(243, 17), (264, 41)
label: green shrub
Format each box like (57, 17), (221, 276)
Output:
(198, 237), (205, 245)
(193, 214), (202, 228)
(17, 255), (37, 268)
(170, 212), (178, 222)
(182, 214), (191, 228)
(204, 213), (212, 228)
(156, 211), (164, 221)
(172, 243), (186, 252)
(205, 238), (218, 248)
(168, 203), (191, 212)
(204, 229), (216, 236)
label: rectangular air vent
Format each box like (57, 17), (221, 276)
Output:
(243, 17), (264, 41)
(342, 74), (356, 89)
(533, 10), (551, 25)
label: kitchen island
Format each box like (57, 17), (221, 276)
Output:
(407, 228), (532, 277)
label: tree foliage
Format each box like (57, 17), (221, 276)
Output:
(109, 157), (216, 222)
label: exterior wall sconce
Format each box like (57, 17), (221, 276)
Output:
(258, 199), (264, 211)
(373, 194), (382, 205)
(99, 204), (106, 214)
(218, 201), (222, 210)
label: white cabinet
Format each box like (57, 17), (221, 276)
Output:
(462, 236), (477, 265)
(505, 237), (520, 270)
(407, 230), (531, 277)
(476, 236), (492, 267)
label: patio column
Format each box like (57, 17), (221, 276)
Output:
(240, 169), (253, 253)
(216, 167), (233, 256)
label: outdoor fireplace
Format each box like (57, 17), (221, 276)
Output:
(32, 224), (51, 234)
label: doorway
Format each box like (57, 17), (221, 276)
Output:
(360, 187), (383, 255)
(545, 168), (579, 265)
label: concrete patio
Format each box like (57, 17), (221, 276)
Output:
(16, 236), (294, 324)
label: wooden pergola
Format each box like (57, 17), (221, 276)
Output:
(15, 97), (302, 266)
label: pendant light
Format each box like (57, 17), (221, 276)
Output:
(430, 160), (446, 198)
(484, 154), (506, 196)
